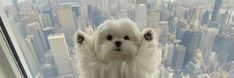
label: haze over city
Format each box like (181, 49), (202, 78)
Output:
(1, 0), (234, 78)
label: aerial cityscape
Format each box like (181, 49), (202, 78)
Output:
(1, 0), (234, 78)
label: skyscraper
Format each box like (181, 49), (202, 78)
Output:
(71, 5), (81, 18)
(25, 23), (47, 63)
(172, 44), (186, 70)
(18, 12), (43, 29)
(57, 4), (78, 47)
(181, 30), (199, 67)
(188, 6), (202, 31)
(25, 35), (40, 68)
(198, 28), (218, 55)
(201, 10), (210, 26)
(197, 74), (211, 78)
(42, 11), (54, 28)
(184, 50), (203, 78)
(213, 34), (234, 64)
(163, 43), (174, 67)
(219, 10), (234, 33)
(135, 4), (147, 30)
(146, 0), (161, 33)
(146, 0), (161, 11)
(48, 33), (73, 77)
(211, 0), (223, 22)
(6, 15), (43, 78)
(42, 27), (55, 50)
(162, 67), (174, 78)
(57, 5), (76, 29)
(11, 0), (20, 11)
(25, 35), (43, 78)
(147, 11), (161, 32)
(159, 21), (169, 35)
(168, 12), (177, 33)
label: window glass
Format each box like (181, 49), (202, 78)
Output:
(0, 0), (234, 78)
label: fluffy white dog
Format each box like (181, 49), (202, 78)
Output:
(74, 19), (158, 78)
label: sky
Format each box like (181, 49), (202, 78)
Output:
(0, 0), (25, 7)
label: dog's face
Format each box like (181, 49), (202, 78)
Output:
(94, 19), (142, 61)
(75, 19), (155, 62)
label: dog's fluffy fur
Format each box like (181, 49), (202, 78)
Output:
(74, 19), (158, 78)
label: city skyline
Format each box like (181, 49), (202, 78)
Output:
(1, 0), (234, 78)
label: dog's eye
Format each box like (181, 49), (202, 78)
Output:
(124, 35), (130, 40)
(106, 35), (112, 41)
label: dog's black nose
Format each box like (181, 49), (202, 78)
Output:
(115, 41), (121, 47)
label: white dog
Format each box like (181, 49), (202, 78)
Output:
(74, 19), (158, 78)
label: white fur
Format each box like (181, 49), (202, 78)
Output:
(75, 19), (158, 78)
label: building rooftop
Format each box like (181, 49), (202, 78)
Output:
(47, 33), (65, 39)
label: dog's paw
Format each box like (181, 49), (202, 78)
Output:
(142, 28), (156, 41)
(74, 31), (86, 44)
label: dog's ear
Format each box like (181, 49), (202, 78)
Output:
(142, 28), (156, 41)
(74, 31), (87, 44)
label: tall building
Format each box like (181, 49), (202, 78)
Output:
(146, 0), (161, 11)
(25, 35), (41, 68)
(57, 4), (79, 47)
(222, 0), (234, 8)
(135, 4), (147, 30)
(163, 43), (174, 67)
(18, 12), (43, 29)
(71, 4), (81, 27)
(146, 0), (161, 33)
(118, 0), (128, 18)
(162, 67), (174, 78)
(213, 34), (234, 64)
(6, 15), (43, 78)
(196, 74), (211, 78)
(181, 30), (199, 67)
(71, 5), (81, 18)
(219, 9), (234, 33)
(25, 35), (43, 78)
(147, 11), (161, 32)
(57, 4), (76, 29)
(42, 11), (54, 28)
(175, 20), (188, 40)
(168, 12), (177, 33)
(218, 9), (229, 29)
(211, 0), (223, 22)
(198, 28), (218, 55)
(210, 71), (230, 78)
(11, 0), (20, 11)
(188, 6), (202, 31)
(25, 23), (47, 63)
(184, 50), (203, 78)
(201, 10), (210, 26)
(48, 33), (73, 77)
(181, 75), (191, 78)
(48, 0), (60, 27)
(204, 52), (217, 73)
(172, 44), (186, 70)
(42, 27), (55, 50)
(159, 21), (169, 35)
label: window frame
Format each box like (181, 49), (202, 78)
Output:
(0, 16), (28, 78)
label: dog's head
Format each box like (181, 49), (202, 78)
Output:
(94, 19), (152, 62)
(75, 19), (156, 62)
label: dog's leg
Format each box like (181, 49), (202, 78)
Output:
(142, 28), (156, 41)
(74, 30), (96, 57)
(75, 31), (98, 78)
(136, 28), (158, 78)
(74, 31), (86, 45)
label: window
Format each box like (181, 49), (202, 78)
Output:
(0, 0), (234, 78)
